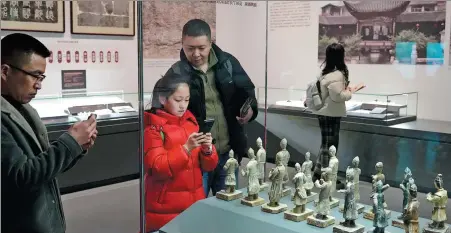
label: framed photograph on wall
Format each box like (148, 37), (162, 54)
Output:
(70, 1), (135, 36)
(1, 1), (65, 33)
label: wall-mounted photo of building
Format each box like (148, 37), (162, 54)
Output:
(318, 1), (446, 65)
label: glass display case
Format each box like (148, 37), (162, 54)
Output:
(258, 87), (418, 125)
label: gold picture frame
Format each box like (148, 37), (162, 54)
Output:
(70, 1), (135, 36)
(1, 1), (65, 33)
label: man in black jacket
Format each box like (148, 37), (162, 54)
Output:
(1, 33), (98, 233)
(164, 19), (258, 196)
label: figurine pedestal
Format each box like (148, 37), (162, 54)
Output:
(333, 223), (365, 233)
(391, 219), (404, 229)
(307, 215), (336, 228)
(339, 204), (365, 214)
(259, 182), (270, 191)
(282, 187), (291, 197)
(423, 226), (451, 233)
(284, 208), (313, 222)
(363, 209), (391, 220)
(261, 203), (288, 214)
(216, 190), (243, 201)
(241, 197), (265, 207)
(306, 192), (318, 203)
(366, 227), (391, 233)
(314, 198), (340, 208)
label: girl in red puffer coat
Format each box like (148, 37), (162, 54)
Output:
(143, 74), (218, 233)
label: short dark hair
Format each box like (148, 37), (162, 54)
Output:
(151, 73), (190, 109)
(1, 33), (51, 67)
(182, 19), (211, 41)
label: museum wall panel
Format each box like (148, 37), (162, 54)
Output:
(1, 1), (139, 97)
(142, 1), (267, 102)
(266, 1), (451, 122)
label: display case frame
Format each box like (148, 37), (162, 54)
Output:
(258, 87), (418, 126)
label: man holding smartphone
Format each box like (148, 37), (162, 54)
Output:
(164, 19), (258, 196)
(1, 33), (98, 233)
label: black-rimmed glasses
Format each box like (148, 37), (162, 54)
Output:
(7, 64), (46, 82)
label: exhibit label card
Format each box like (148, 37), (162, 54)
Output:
(61, 70), (87, 90)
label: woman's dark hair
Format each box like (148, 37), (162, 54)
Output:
(321, 43), (349, 86)
(150, 73), (190, 110)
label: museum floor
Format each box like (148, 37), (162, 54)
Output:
(62, 158), (451, 233)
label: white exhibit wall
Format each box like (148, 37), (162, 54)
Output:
(1, 1), (138, 98)
(267, 1), (451, 122)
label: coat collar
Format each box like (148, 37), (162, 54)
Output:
(1, 96), (45, 151)
(144, 108), (197, 127)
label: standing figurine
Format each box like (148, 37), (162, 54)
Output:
(334, 170), (365, 233)
(261, 152), (288, 214)
(364, 162), (391, 220)
(423, 174), (449, 233)
(393, 168), (415, 228)
(256, 137), (269, 190)
(325, 145), (340, 207)
(341, 156), (364, 214)
(401, 183), (420, 233)
(241, 148), (265, 206)
(284, 163), (313, 222)
(215, 150), (243, 201)
(302, 152), (317, 202)
(370, 180), (390, 233)
(307, 169), (335, 228)
(278, 138), (291, 196)
(399, 167), (413, 219)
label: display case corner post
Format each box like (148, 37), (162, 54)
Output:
(136, 1), (146, 233)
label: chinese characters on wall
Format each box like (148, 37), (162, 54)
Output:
(1, 1), (59, 23)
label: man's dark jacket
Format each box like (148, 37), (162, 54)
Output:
(165, 43), (258, 161)
(1, 96), (86, 233)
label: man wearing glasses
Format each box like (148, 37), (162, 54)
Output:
(1, 33), (98, 233)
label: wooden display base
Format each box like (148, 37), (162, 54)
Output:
(314, 198), (340, 208)
(216, 190), (243, 201)
(259, 182), (270, 192)
(261, 203), (288, 214)
(363, 209), (391, 220)
(333, 223), (365, 233)
(391, 219), (404, 229)
(339, 203), (365, 214)
(307, 215), (336, 228)
(284, 208), (313, 222)
(366, 227), (391, 233)
(306, 192), (318, 203)
(241, 197), (265, 207)
(282, 187), (291, 197)
(423, 225), (451, 233)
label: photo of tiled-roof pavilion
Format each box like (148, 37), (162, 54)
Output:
(318, 1), (447, 65)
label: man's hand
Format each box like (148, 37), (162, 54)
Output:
(68, 115), (97, 146)
(236, 107), (253, 125)
(82, 130), (98, 150)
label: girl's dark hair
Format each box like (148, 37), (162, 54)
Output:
(150, 73), (190, 110)
(321, 43), (349, 86)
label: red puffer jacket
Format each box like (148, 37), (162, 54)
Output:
(143, 109), (218, 232)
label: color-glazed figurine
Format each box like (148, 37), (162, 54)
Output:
(371, 180), (390, 233)
(340, 156), (364, 214)
(423, 174), (449, 233)
(256, 137), (266, 185)
(334, 169), (365, 233)
(215, 150), (243, 201)
(364, 162), (391, 220)
(276, 138), (291, 193)
(241, 148), (265, 206)
(302, 152), (314, 196)
(261, 152), (288, 214)
(401, 183), (420, 233)
(307, 169), (335, 228)
(393, 178), (415, 229)
(284, 163), (313, 222)
(398, 167), (413, 219)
